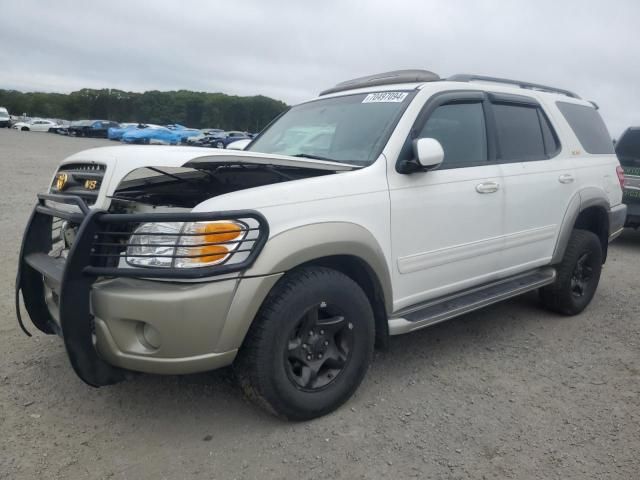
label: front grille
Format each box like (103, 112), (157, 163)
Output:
(50, 163), (106, 205)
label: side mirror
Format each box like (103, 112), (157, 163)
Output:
(413, 137), (444, 170)
(397, 138), (445, 174)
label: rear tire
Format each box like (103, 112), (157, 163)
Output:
(540, 229), (602, 315)
(21, 126), (29, 131)
(235, 267), (375, 420)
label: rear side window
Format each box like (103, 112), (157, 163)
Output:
(418, 102), (488, 168)
(492, 103), (559, 162)
(556, 102), (614, 154)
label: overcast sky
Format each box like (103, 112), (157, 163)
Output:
(1, 0), (638, 136)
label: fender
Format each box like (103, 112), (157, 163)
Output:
(213, 222), (393, 353)
(246, 221), (393, 311)
(551, 187), (610, 264)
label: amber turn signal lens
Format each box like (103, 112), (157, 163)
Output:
(189, 221), (243, 264)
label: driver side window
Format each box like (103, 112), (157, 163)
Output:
(417, 102), (488, 169)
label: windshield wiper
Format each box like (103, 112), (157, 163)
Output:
(291, 153), (337, 162)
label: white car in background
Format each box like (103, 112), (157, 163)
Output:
(0, 107), (10, 128)
(12, 118), (61, 132)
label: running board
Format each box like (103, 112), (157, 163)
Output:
(388, 267), (556, 335)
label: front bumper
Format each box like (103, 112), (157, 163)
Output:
(16, 193), (272, 386)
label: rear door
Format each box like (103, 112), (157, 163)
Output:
(492, 93), (577, 274)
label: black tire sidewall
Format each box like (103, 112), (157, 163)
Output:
(252, 269), (374, 420)
(552, 230), (603, 314)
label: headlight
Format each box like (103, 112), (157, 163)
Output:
(126, 220), (248, 269)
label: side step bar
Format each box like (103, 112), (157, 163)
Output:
(388, 267), (556, 335)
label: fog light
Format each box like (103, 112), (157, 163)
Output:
(141, 323), (161, 350)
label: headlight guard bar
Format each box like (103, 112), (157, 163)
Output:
(16, 192), (270, 387)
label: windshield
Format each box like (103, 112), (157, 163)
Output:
(247, 91), (413, 166)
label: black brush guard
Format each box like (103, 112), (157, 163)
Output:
(16, 193), (269, 387)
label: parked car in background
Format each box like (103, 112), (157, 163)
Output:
(186, 131), (227, 148)
(108, 123), (147, 141)
(615, 127), (640, 228)
(67, 120), (121, 138)
(0, 107), (10, 127)
(212, 131), (253, 148)
(167, 124), (202, 143)
(121, 125), (181, 145)
(12, 118), (61, 132)
(202, 128), (225, 136)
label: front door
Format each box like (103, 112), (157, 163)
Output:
(388, 93), (505, 311)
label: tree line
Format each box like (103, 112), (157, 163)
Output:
(0, 88), (289, 132)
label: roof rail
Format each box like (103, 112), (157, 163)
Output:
(448, 74), (581, 99)
(320, 69), (440, 96)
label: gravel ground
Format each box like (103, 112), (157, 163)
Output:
(0, 128), (638, 479)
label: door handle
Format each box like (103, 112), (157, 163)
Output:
(558, 173), (575, 184)
(475, 182), (500, 194)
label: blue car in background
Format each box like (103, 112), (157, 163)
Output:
(108, 123), (143, 140)
(121, 126), (181, 145)
(167, 124), (202, 143)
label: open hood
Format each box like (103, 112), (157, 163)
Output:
(61, 146), (357, 173)
(57, 146), (357, 210)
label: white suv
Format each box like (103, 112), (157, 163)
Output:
(17, 70), (626, 420)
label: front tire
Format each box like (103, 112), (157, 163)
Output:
(235, 267), (375, 420)
(540, 229), (602, 315)
(215, 141), (225, 149)
(21, 126), (29, 131)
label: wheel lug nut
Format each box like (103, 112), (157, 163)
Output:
(320, 329), (325, 335)
(348, 322), (354, 330)
(307, 355), (312, 361)
(302, 344), (308, 349)
(317, 354), (322, 359)
(324, 340), (329, 346)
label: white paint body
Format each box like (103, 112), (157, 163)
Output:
(58, 80), (623, 314)
(13, 119), (61, 132)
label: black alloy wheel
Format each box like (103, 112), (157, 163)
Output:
(285, 302), (354, 391)
(570, 252), (595, 298)
(540, 229), (602, 315)
(235, 266), (375, 420)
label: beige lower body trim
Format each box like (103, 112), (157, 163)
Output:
(95, 317), (238, 374)
(90, 274), (282, 375)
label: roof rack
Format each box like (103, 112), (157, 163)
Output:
(319, 69), (440, 96)
(448, 74), (581, 99)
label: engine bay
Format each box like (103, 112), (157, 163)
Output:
(109, 163), (334, 211)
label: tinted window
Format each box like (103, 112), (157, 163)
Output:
(556, 102), (614, 154)
(418, 102), (487, 168)
(538, 109), (560, 155)
(493, 103), (546, 161)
